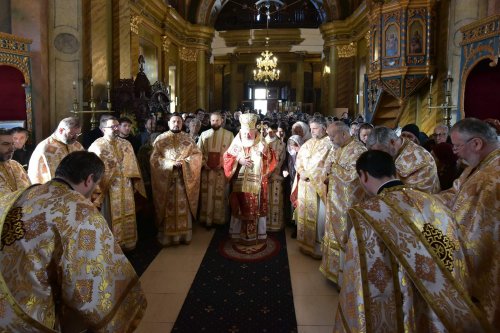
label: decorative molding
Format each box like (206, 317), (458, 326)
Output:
(460, 15), (500, 45)
(0, 32), (31, 56)
(337, 43), (356, 58)
(180, 47), (198, 62)
(130, 15), (143, 35)
(162, 36), (171, 53)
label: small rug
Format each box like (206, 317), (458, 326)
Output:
(172, 227), (297, 333)
(218, 235), (281, 263)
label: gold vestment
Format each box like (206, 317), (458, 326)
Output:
(437, 148), (500, 327)
(294, 135), (333, 257)
(150, 131), (202, 245)
(28, 135), (84, 184)
(395, 139), (440, 193)
(320, 138), (366, 284)
(197, 127), (234, 226)
(0, 180), (147, 331)
(0, 160), (30, 195)
(89, 137), (146, 251)
(335, 186), (490, 332)
(266, 136), (286, 231)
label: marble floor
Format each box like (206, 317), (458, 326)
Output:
(135, 224), (339, 333)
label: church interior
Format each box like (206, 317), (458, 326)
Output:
(1, 0), (499, 332)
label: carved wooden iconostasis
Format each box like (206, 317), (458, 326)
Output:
(459, 15), (500, 121)
(366, 0), (436, 128)
(0, 32), (33, 135)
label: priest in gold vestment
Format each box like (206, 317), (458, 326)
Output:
(150, 114), (202, 246)
(265, 123), (286, 231)
(334, 150), (491, 333)
(366, 126), (440, 193)
(0, 151), (147, 332)
(295, 116), (333, 258)
(437, 118), (500, 328)
(89, 117), (146, 251)
(0, 129), (30, 195)
(223, 113), (277, 244)
(197, 112), (234, 227)
(28, 117), (84, 184)
(320, 121), (366, 284)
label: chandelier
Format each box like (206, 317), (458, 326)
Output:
(253, 0), (282, 84)
(253, 48), (280, 84)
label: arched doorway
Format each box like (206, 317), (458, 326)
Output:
(464, 58), (500, 119)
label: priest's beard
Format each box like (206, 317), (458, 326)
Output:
(171, 129), (182, 133)
(211, 125), (221, 131)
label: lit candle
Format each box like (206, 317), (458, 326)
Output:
(447, 70), (451, 77)
(90, 78), (94, 99)
(430, 75), (433, 81)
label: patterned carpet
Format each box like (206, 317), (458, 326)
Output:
(172, 227), (298, 333)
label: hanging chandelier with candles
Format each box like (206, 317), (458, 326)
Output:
(253, 0), (281, 84)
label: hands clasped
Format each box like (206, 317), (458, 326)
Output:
(238, 156), (254, 168)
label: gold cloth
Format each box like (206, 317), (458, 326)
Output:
(197, 128), (234, 226)
(89, 137), (146, 251)
(395, 139), (440, 193)
(150, 131), (202, 245)
(437, 148), (500, 327)
(0, 160), (30, 195)
(266, 136), (286, 231)
(294, 135), (333, 257)
(335, 186), (491, 332)
(320, 138), (366, 284)
(0, 180), (147, 331)
(223, 132), (277, 244)
(28, 135), (84, 184)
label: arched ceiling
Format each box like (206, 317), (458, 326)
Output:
(167, 0), (364, 29)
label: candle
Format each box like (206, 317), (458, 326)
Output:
(430, 75), (433, 81)
(90, 78), (94, 99)
(107, 81), (111, 101)
(447, 70), (451, 77)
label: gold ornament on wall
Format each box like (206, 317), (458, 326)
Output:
(180, 47), (198, 62)
(162, 36), (171, 53)
(337, 43), (356, 58)
(130, 15), (143, 35)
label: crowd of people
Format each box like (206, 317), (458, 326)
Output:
(0, 108), (498, 331)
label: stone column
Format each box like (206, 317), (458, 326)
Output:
(296, 53), (304, 103)
(230, 54), (238, 112)
(447, 0), (488, 121)
(197, 49), (207, 110)
(329, 45), (338, 112)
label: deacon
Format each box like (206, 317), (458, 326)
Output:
(150, 113), (202, 246)
(334, 150), (490, 332)
(197, 111), (234, 227)
(437, 118), (500, 327)
(223, 113), (277, 245)
(366, 126), (440, 193)
(265, 123), (287, 231)
(320, 121), (366, 284)
(0, 151), (147, 331)
(295, 116), (333, 258)
(88, 116), (147, 251)
(28, 117), (84, 184)
(0, 128), (30, 195)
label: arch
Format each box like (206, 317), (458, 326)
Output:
(0, 33), (33, 133)
(461, 57), (500, 120)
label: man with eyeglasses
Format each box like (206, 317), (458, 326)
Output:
(88, 116), (146, 251)
(437, 117), (500, 327)
(0, 128), (30, 195)
(433, 124), (449, 144)
(28, 116), (84, 184)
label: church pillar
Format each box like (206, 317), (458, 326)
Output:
(447, 0), (488, 121)
(230, 54), (238, 112)
(197, 49), (207, 110)
(329, 45), (338, 113)
(296, 53), (304, 104)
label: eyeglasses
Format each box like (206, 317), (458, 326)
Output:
(452, 137), (476, 151)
